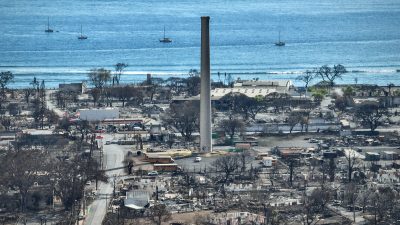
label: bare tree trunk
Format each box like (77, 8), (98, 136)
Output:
(289, 160), (294, 187)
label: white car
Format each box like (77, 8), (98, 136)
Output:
(147, 171), (159, 176)
(133, 126), (142, 131)
(194, 157), (202, 162)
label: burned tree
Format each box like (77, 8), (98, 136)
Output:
(343, 182), (359, 222)
(89, 88), (101, 106)
(149, 204), (172, 225)
(354, 101), (388, 132)
(328, 158), (336, 182)
(219, 116), (244, 140)
(344, 150), (358, 183)
(287, 158), (299, 187)
(88, 68), (111, 105)
(287, 111), (302, 133)
(219, 93), (258, 120)
(301, 192), (321, 225)
(52, 155), (107, 210)
(239, 151), (251, 173)
(185, 76), (201, 96)
(23, 88), (33, 104)
(296, 70), (315, 91)
(368, 186), (397, 225)
(266, 92), (291, 113)
(162, 101), (199, 142)
(0, 71), (14, 97)
(110, 85), (133, 107)
(357, 189), (371, 213)
(113, 63), (128, 85)
(316, 64), (347, 87)
(88, 68), (111, 90)
(0, 149), (49, 211)
(75, 119), (91, 142)
(320, 158), (336, 183)
(0, 116), (12, 130)
(247, 95), (267, 120)
(46, 110), (60, 128)
(212, 155), (240, 182)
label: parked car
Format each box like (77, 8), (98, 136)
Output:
(133, 126), (142, 131)
(78, 215), (86, 220)
(194, 157), (202, 162)
(332, 200), (341, 206)
(347, 205), (362, 211)
(147, 171), (159, 176)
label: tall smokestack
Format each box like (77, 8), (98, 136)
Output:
(200, 16), (212, 152)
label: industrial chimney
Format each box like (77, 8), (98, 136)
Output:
(200, 16), (212, 152)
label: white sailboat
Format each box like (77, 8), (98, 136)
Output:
(45, 17), (53, 33)
(78, 25), (87, 40)
(159, 26), (172, 43)
(275, 30), (285, 46)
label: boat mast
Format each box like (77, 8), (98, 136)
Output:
(278, 30), (281, 42)
(163, 26), (166, 39)
(47, 17), (50, 30)
(80, 25), (83, 36)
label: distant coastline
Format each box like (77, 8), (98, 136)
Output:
(4, 67), (400, 89)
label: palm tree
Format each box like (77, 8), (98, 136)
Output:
(387, 83), (395, 106)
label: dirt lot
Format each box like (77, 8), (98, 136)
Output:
(257, 133), (336, 148)
(120, 210), (213, 225)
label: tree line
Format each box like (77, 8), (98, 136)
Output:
(0, 132), (107, 217)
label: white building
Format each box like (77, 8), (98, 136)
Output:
(381, 151), (398, 160)
(79, 108), (119, 122)
(209, 212), (265, 225)
(376, 169), (400, 184)
(211, 80), (293, 99)
(262, 157), (277, 167)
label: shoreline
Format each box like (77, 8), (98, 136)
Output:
(3, 65), (400, 88)
(7, 74), (400, 89)
(7, 82), (400, 91)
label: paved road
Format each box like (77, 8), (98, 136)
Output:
(328, 204), (365, 224)
(84, 135), (126, 225)
(44, 92), (127, 224)
(45, 90), (65, 117)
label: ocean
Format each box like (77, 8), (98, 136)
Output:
(0, 0), (400, 88)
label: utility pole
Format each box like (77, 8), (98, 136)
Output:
(263, 204), (268, 225)
(105, 194), (108, 212)
(83, 191), (86, 216)
(156, 185), (159, 201)
(113, 174), (117, 197)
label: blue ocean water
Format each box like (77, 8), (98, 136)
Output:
(0, 0), (400, 88)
